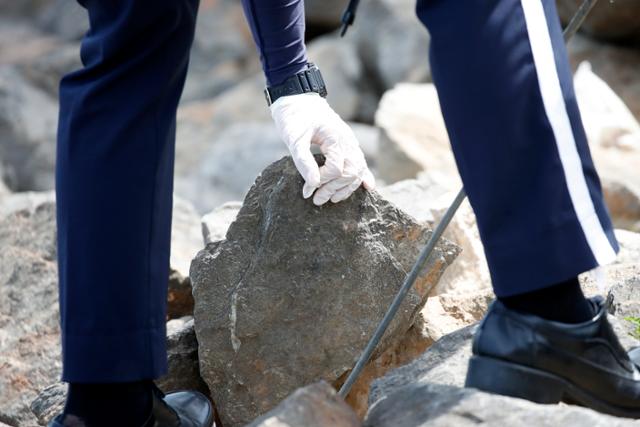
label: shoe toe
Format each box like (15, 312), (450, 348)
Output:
(164, 391), (213, 427)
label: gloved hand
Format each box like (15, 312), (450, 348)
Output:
(270, 93), (376, 205)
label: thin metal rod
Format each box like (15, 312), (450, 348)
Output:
(338, 188), (467, 397)
(563, 0), (599, 42)
(337, 0), (599, 399)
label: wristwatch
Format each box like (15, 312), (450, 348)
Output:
(264, 63), (328, 106)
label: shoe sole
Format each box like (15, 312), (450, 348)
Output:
(465, 355), (640, 418)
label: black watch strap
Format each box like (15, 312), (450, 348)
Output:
(264, 64), (328, 106)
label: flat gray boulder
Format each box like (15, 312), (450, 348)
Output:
(366, 319), (640, 427)
(191, 156), (459, 426)
(364, 382), (639, 427)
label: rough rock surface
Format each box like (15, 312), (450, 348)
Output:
(191, 156), (459, 426)
(365, 382), (639, 427)
(0, 195), (59, 427)
(557, 0), (640, 43)
(608, 265), (640, 318)
(30, 383), (66, 427)
(245, 382), (361, 427)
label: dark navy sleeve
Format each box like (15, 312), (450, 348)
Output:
(241, 0), (309, 86)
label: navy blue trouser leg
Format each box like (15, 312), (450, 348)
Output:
(416, 0), (618, 297)
(56, 0), (198, 382)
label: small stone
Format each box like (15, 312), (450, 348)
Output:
(157, 316), (210, 395)
(245, 382), (361, 427)
(30, 383), (66, 426)
(201, 201), (241, 244)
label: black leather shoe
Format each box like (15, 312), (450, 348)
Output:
(48, 385), (214, 427)
(465, 296), (640, 418)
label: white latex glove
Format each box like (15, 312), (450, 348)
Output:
(270, 93), (376, 206)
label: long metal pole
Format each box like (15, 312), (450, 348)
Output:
(338, 0), (599, 399)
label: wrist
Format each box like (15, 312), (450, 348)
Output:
(264, 63), (328, 106)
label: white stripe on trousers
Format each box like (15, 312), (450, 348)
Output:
(520, 0), (617, 266)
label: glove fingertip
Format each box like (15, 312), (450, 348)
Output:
(362, 170), (377, 190)
(303, 183), (317, 199)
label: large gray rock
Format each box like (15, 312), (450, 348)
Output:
(245, 382), (361, 427)
(365, 382), (639, 427)
(568, 34), (640, 121)
(0, 66), (58, 191)
(557, 0), (640, 43)
(0, 195), (60, 427)
(350, 0), (431, 90)
(191, 156), (459, 426)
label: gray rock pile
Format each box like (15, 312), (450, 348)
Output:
(0, 193), (59, 427)
(2, 1), (640, 426)
(190, 155), (459, 426)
